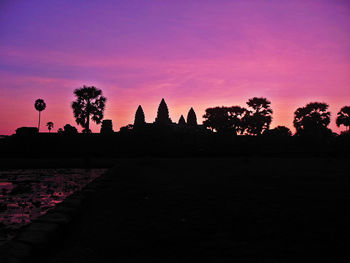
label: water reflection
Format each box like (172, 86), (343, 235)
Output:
(0, 168), (106, 245)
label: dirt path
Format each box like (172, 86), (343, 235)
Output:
(44, 158), (350, 262)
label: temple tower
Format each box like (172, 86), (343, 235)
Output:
(134, 105), (146, 127)
(187, 107), (197, 126)
(155, 98), (172, 124)
(178, 115), (186, 125)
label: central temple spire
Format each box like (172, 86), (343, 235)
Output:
(155, 98), (172, 124)
(134, 105), (145, 127)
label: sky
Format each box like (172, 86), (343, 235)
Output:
(0, 0), (349, 134)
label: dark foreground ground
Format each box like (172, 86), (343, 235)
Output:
(40, 158), (349, 262)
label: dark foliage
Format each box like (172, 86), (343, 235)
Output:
(203, 107), (230, 133)
(120, 124), (134, 133)
(263, 126), (292, 137)
(46, 122), (54, 133)
(34, 99), (46, 131)
(336, 106), (350, 130)
(228, 106), (248, 134)
(294, 102), (331, 137)
(15, 127), (38, 136)
(63, 124), (78, 134)
(244, 97), (272, 135)
(72, 86), (106, 133)
(203, 106), (247, 135)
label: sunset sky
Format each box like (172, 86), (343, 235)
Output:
(0, 0), (349, 134)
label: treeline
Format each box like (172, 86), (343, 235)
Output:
(202, 99), (350, 137)
(18, 86), (350, 137)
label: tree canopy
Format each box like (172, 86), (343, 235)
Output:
(34, 99), (46, 132)
(63, 124), (78, 134)
(244, 97), (272, 135)
(336, 106), (350, 130)
(72, 86), (106, 133)
(203, 106), (247, 134)
(293, 102), (331, 136)
(263, 126), (292, 137)
(34, 99), (46, 112)
(46, 122), (54, 133)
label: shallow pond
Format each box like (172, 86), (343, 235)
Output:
(0, 168), (107, 245)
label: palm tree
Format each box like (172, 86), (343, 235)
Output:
(34, 99), (46, 132)
(336, 106), (350, 131)
(72, 86), (106, 133)
(46, 122), (54, 133)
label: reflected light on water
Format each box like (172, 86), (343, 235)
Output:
(0, 168), (107, 245)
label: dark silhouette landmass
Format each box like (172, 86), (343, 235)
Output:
(2, 98), (350, 161)
(1, 158), (347, 262)
(1, 95), (350, 262)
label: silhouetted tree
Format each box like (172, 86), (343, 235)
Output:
(63, 124), (78, 134)
(263, 126), (292, 137)
(46, 122), (54, 133)
(34, 99), (46, 132)
(57, 128), (63, 133)
(227, 106), (248, 135)
(100, 120), (114, 134)
(155, 98), (172, 124)
(178, 115), (186, 125)
(134, 105), (146, 127)
(16, 127), (38, 136)
(244, 97), (272, 135)
(203, 106), (248, 135)
(203, 107), (229, 133)
(187, 107), (197, 126)
(336, 106), (350, 131)
(293, 102), (331, 136)
(72, 86), (106, 133)
(119, 124), (133, 133)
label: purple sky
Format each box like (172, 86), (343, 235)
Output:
(1, 0), (350, 134)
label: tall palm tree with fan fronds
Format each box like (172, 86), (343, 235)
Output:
(34, 99), (46, 132)
(46, 121), (54, 133)
(72, 86), (106, 133)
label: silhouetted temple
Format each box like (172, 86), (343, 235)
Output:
(187, 107), (197, 126)
(134, 105), (146, 127)
(178, 115), (186, 125)
(100, 120), (114, 134)
(155, 98), (172, 125)
(130, 98), (203, 131)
